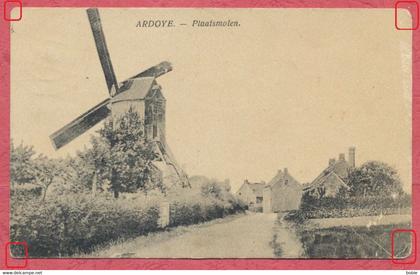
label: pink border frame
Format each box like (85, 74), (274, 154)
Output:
(0, 0), (419, 270)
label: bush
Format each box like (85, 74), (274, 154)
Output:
(284, 209), (307, 223)
(11, 193), (160, 257)
(11, 184), (43, 199)
(287, 193), (412, 222)
(169, 195), (245, 227)
(11, 185), (246, 257)
(302, 193), (411, 211)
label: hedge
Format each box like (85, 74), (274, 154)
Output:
(285, 194), (412, 222)
(169, 197), (244, 227)
(300, 194), (411, 211)
(11, 194), (160, 257)
(11, 192), (246, 257)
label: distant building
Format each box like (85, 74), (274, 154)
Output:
(263, 168), (302, 213)
(236, 180), (266, 211)
(303, 147), (356, 198)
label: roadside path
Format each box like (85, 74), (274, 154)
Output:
(271, 214), (304, 258)
(95, 213), (278, 258)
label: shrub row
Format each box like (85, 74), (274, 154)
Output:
(285, 207), (411, 223)
(285, 194), (412, 222)
(10, 184), (43, 199)
(300, 194), (411, 211)
(169, 197), (245, 227)
(11, 194), (160, 257)
(11, 192), (246, 257)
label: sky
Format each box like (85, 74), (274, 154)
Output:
(11, 8), (412, 192)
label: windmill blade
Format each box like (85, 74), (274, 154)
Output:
(129, 61), (173, 79)
(50, 99), (111, 150)
(116, 62), (173, 94)
(87, 8), (119, 95)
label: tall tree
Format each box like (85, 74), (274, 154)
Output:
(347, 161), (404, 197)
(10, 140), (36, 187)
(74, 135), (111, 195)
(33, 156), (69, 201)
(99, 108), (162, 198)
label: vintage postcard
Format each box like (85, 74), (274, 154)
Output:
(2, 2), (418, 271)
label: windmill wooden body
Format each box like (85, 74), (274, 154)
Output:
(50, 8), (189, 188)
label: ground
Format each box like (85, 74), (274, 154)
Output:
(271, 214), (304, 257)
(86, 212), (411, 258)
(91, 212), (300, 258)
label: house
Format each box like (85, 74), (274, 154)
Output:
(236, 180), (266, 211)
(263, 168), (302, 213)
(303, 147), (355, 198)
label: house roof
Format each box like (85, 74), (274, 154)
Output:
(238, 181), (265, 196)
(267, 170), (284, 186)
(314, 171), (349, 190)
(111, 77), (157, 103)
(304, 159), (350, 191)
(267, 169), (301, 189)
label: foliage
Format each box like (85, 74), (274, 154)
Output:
(300, 190), (348, 212)
(99, 108), (162, 198)
(10, 140), (36, 186)
(10, 184), (43, 200)
(32, 155), (70, 201)
(10, 141), (71, 200)
(298, 160), (408, 220)
(10, 111), (247, 257)
(11, 184), (246, 257)
(71, 136), (111, 194)
(286, 193), (412, 221)
(167, 177), (245, 227)
(10, 193), (160, 257)
(169, 195), (245, 227)
(201, 181), (223, 199)
(346, 161), (404, 197)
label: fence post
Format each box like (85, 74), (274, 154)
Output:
(158, 200), (170, 228)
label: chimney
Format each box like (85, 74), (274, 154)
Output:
(284, 168), (288, 176)
(348, 146), (356, 168)
(329, 158), (336, 166)
(338, 153), (345, 161)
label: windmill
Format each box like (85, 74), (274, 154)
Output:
(50, 8), (189, 188)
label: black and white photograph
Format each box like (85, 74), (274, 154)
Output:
(9, 8), (413, 259)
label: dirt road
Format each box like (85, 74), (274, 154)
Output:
(95, 213), (278, 258)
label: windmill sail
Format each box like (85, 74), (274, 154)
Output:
(50, 98), (111, 149)
(49, 61), (173, 150)
(129, 61), (173, 79)
(50, 8), (174, 150)
(87, 8), (119, 95)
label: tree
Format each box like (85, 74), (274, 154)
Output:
(201, 181), (223, 199)
(33, 156), (69, 201)
(347, 161), (403, 197)
(10, 140), (36, 186)
(74, 135), (111, 195)
(99, 108), (161, 198)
